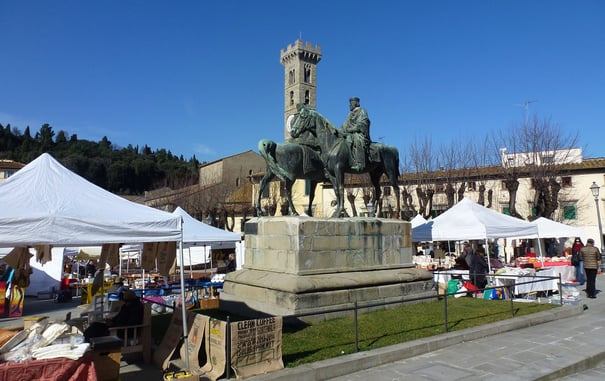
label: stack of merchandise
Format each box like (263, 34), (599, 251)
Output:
(0, 319), (88, 363)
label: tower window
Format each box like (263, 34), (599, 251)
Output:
(290, 91), (294, 105)
(305, 90), (310, 105)
(304, 67), (311, 83)
(289, 69), (295, 85)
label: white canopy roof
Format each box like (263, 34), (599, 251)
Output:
(0, 153), (182, 247)
(412, 198), (539, 242)
(410, 214), (427, 228)
(516, 217), (584, 239)
(173, 206), (241, 249)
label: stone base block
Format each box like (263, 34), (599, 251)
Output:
(220, 268), (434, 321)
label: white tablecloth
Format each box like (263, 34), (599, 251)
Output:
(493, 267), (570, 295)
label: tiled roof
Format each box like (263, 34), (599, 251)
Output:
(0, 159), (25, 170)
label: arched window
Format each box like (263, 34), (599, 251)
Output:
(304, 90), (310, 104)
(290, 91), (294, 105)
(289, 69), (295, 84)
(304, 67), (311, 83)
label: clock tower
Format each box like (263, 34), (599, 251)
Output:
(280, 39), (322, 140)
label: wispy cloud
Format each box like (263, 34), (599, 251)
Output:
(194, 144), (216, 156)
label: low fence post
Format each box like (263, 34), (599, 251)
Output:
(558, 273), (563, 305)
(226, 315), (231, 379)
(443, 286), (449, 333)
(354, 301), (359, 352)
(508, 285), (514, 317)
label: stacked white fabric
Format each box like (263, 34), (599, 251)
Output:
(32, 343), (90, 360)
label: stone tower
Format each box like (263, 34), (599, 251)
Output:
(280, 39), (322, 140)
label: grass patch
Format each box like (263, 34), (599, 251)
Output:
(151, 298), (557, 368)
(281, 298), (556, 367)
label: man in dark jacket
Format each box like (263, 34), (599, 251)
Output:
(470, 246), (489, 290)
(580, 238), (602, 298)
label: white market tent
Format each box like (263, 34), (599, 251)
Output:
(0, 153), (193, 369)
(173, 206), (242, 272)
(412, 198), (540, 271)
(173, 206), (241, 250)
(518, 217), (585, 240)
(410, 214), (427, 229)
(412, 198), (538, 242)
(0, 153), (182, 247)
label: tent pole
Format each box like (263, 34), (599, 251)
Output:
(537, 235), (544, 266)
(189, 248), (193, 279)
(485, 238), (492, 278)
(177, 218), (190, 370)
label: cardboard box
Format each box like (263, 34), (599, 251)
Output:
(199, 298), (219, 309)
(90, 336), (122, 381)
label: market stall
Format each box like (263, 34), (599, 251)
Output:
(0, 153), (195, 371)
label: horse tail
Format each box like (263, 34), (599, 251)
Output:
(258, 139), (294, 181)
(258, 139), (277, 166)
(392, 146), (400, 178)
(373, 143), (400, 178)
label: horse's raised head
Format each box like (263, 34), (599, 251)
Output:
(290, 103), (315, 138)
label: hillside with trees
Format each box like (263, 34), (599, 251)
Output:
(0, 123), (200, 194)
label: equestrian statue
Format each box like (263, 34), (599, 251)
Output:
(289, 101), (401, 218)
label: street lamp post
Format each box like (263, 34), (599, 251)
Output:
(590, 182), (605, 271)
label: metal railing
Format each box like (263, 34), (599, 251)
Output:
(220, 270), (563, 378)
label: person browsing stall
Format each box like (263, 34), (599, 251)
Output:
(580, 238), (601, 299)
(84, 289), (144, 341)
(469, 246), (489, 290)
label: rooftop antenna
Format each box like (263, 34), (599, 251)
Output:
(516, 100), (538, 126)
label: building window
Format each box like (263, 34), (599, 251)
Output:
(383, 186), (391, 196)
(563, 205), (577, 220)
(541, 154), (554, 164)
(561, 176), (572, 188)
(290, 91), (294, 106)
(304, 90), (310, 105)
(435, 184), (445, 193)
(235, 177), (240, 187)
(468, 181), (476, 191)
(289, 69), (295, 84)
(501, 181), (507, 190)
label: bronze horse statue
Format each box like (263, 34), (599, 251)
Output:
(256, 138), (327, 216)
(290, 104), (401, 218)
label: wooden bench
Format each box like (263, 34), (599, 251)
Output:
(108, 302), (152, 363)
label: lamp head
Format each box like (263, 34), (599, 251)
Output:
(590, 182), (600, 199)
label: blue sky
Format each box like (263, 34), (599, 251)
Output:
(1, 1), (604, 163)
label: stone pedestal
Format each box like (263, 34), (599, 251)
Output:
(220, 217), (433, 320)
